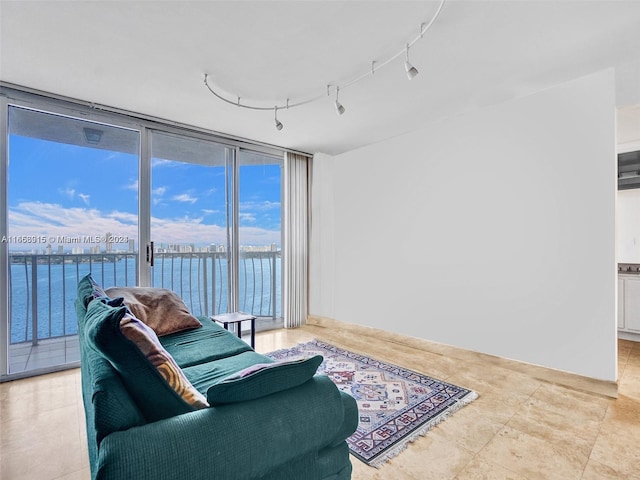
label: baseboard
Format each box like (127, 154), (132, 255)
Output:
(618, 330), (640, 342)
(307, 315), (618, 399)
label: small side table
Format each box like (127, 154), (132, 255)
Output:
(211, 312), (256, 349)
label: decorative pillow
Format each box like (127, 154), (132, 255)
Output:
(78, 273), (109, 308)
(84, 299), (208, 422)
(89, 276), (109, 300)
(105, 287), (202, 336)
(119, 312), (209, 408)
(206, 355), (323, 406)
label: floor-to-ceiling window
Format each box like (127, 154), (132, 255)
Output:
(149, 130), (232, 316)
(4, 105), (140, 375)
(238, 150), (282, 327)
(1, 93), (285, 380)
(148, 131), (283, 328)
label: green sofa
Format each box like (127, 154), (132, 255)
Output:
(75, 275), (358, 480)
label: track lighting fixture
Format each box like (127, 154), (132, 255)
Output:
(203, 0), (446, 127)
(404, 44), (419, 80)
(335, 87), (345, 115)
(274, 106), (283, 131)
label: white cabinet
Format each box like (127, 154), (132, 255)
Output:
(618, 277), (625, 329)
(625, 276), (640, 332)
(619, 274), (640, 334)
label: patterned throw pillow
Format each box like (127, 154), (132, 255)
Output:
(119, 312), (209, 410)
(84, 299), (208, 422)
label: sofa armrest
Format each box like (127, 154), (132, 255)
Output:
(95, 376), (355, 480)
(331, 391), (358, 448)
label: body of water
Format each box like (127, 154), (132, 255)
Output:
(9, 254), (281, 344)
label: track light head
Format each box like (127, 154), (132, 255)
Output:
(405, 61), (419, 79)
(404, 43), (419, 80)
(274, 106), (283, 131)
(334, 86), (346, 115)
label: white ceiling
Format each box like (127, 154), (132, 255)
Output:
(1, 0), (639, 155)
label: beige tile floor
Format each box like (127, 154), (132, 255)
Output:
(1, 324), (639, 480)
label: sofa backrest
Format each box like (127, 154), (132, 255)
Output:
(75, 293), (146, 478)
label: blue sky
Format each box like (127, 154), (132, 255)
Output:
(7, 135), (282, 251)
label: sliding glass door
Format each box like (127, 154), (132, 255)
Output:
(5, 106), (139, 375)
(238, 151), (282, 326)
(149, 131), (283, 326)
(149, 130), (231, 316)
(1, 98), (285, 379)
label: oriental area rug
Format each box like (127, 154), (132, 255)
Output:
(266, 339), (478, 467)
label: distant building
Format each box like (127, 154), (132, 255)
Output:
(105, 232), (112, 252)
(240, 244), (279, 253)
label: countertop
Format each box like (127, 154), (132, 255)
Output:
(619, 263), (640, 274)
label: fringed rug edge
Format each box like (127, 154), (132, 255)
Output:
(366, 390), (479, 468)
(266, 339), (480, 468)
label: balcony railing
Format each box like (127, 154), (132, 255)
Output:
(8, 251), (281, 345)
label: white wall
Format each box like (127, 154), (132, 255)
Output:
(309, 153), (336, 317)
(310, 69), (617, 382)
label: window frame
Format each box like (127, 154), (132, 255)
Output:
(0, 85), (295, 380)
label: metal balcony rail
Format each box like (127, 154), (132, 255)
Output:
(8, 251), (281, 345)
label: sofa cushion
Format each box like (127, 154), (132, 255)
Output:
(85, 349), (147, 442)
(160, 318), (253, 368)
(105, 286), (202, 336)
(182, 350), (277, 392)
(78, 273), (109, 308)
(84, 298), (208, 422)
(206, 355), (323, 405)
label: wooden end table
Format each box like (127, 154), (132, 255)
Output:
(211, 312), (256, 349)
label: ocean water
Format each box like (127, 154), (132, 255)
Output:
(9, 255), (281, 344)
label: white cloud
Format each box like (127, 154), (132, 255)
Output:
(237, 226), (281, 246)
(59, 187), (75, 199)
(78, 193), (91, 205)
(8, 201), (137, 245)
(240, 200), (280, 212)
(7, 201), (280, 251)
(239, 212), (256, 223)
(152, 158), (179, 168)
(106, 210), (137, 225)
(172, 193), (198, 204)
(153, 186), (167, 196)
(124, 180), (139, 191)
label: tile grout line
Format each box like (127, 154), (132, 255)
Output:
(577, 398), (611, 480)
(470, 384), (541, 479)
